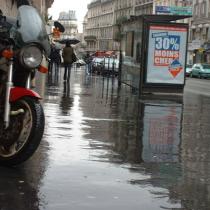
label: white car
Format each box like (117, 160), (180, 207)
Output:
(92, 57), (104, 67)
(185, 64), (192, 76)
(103, 57), (119, 71)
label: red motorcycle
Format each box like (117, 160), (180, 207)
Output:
(0, 5), (63, 166)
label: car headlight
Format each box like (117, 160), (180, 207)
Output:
(20, 45), (43, 69)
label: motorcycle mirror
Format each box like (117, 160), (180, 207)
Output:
(54, 21), (65, 33)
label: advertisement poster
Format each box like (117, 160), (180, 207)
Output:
(146, 25), (187, 84)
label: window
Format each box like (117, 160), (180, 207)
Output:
(194, 4), (199, 17)
(202, 1), (206, 16)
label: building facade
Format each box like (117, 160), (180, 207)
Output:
(0, 0), (18, 16)
(58, 10), (78, 39)
(189, 0), (210, 63)
(99, 0), (115, 50)
(84, 0), (100, 52)
(114, 0), (134, 22)
(85, 0), (136, 52)
(113, 0), (134, 50)
(134, 0), (153, 16)
(33, 0), (54, 16)
(84, 0), (196, 57)
(84, 0), (115, 52)
(84, 0), (157, 53)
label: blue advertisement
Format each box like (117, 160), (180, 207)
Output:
(155, 6), (192, 16)
(146, 25), (187, 84)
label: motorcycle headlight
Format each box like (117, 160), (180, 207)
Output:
(20, 45), (42, 69)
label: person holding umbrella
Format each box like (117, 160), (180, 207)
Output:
(62, 41), (76, 81)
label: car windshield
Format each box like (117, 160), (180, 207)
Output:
(104, 58), (119, 63)
(93, 58), (104, 62)
(202, 64), (210, 69)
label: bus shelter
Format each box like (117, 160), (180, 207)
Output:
(119, 15), (190, 95)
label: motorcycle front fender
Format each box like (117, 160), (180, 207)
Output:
(10, 87), (41, 102)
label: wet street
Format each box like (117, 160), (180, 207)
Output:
(1, 67), (210, 210)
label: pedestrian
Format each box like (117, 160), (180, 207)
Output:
(84, 52), (93, 75)
(49, 44), (61, 77)
(62, 41), (76, 81)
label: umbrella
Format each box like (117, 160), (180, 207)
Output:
(54, 21), (65, 33)
(56, 38), (80, 45)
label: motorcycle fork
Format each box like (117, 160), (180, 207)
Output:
(4, 63), (31, 129)
(4, 61), (13, 128)
(26, 73), (31, 89)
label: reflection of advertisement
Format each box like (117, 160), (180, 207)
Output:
(146, 25), (187, 84)
(142, 104), (182, 162)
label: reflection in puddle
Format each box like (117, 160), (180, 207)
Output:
(40, 71), (210, 209)
(141, 102), (182, 163)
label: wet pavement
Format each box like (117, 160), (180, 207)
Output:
(1, 67), (210, 209)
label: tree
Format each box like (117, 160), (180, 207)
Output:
(113, 16), (128, 42)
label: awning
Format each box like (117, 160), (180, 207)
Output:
(105, 51), (115, 56)
(92, 51), (116, 57)
(125, 14), (192, 24)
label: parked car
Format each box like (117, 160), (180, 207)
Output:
(91, 57), (119, 75)
(92, 57), (104, 74)
(103, 57), (119, 71)
(190, 63), (210, 78)
(185, 64), (192, 76)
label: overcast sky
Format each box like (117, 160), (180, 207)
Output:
(48, 0), (92, 33)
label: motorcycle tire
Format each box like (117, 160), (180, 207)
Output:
(0, 96), (45, 166)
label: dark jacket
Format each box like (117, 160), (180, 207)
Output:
(84, 54), (92, 64)
(62, 46), (74, 64)
(50, 47), (61, 64)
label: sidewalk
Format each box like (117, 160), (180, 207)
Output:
(14, 66), (210, 210)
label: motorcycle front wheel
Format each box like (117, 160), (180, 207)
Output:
(0, 96), (45, 166)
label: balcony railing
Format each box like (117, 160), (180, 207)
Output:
(84, 35), (97, 41)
